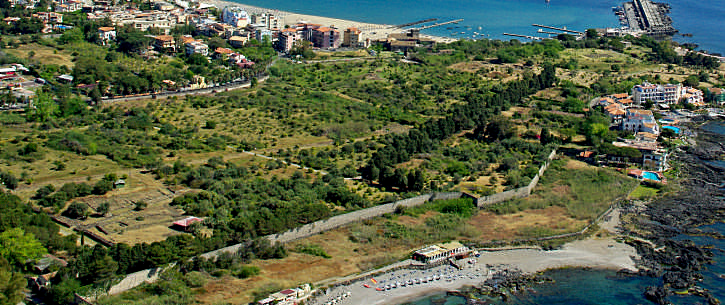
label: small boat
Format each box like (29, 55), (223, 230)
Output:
(363, 284), (370, 288)
(375, 287), (383, 291)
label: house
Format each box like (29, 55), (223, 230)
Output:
(635, 132), (659, 142)
(228, 35), (247, 48)
(613, 140), (668, 171)
(3, 17), (20, 25)
(32, 12), (63, 24)
(29, 272), (58, 291)
(185, 41), (209, 56)
(603, 102), (625, 124)
(609, 93), (629, 101)
(229, 52), (254, 68)
(221, 7), (249, 28)
(213, 47), (234, 58)
(98, 27), (116, 45)
(34, 254), (68, 273)
(55, 0), (82, 12)
(622, 109), (659, 135)
(172, 216), (203, 231)
(57, 74), (74, 83)
(154, 1), (174, 11)
(343, 27), (361, 47)
(412, 241), (470, 264)
(114, 179), (125, 188)
(709, 88), (725, 105)
(154, 35), (176, 52)
(681, 87), (705, 107)
(277, 28), (301, 53)
(311, 27), (341, 49)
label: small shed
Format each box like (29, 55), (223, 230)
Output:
(57, 74), (74, 83)
(172, 216), (203, 232)
(114, 179), (125, 188)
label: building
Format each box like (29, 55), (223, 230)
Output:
(277, 28), (301, 53)
(311, 27), (340, 49)
(613, 140), (668, 172)
(258, 284), (312, 305)
(98, 27), (116, 45)
(228, 35), (247, 48)
(412, 241), (470, 264)
(221, 7), (249, 28)
(681, 87), (705, 107)
(631, 82), (681, 105)
(172, 216), (203, 231)
(33, 12), (62, 24)
(185, 41), (209, 56)
(343, 27), (361, 47)
(710, 88), (725, 105)
(622, 109), (659, 135)
(54, 0), (82, 12)
(154, 1), (175, 11)
(124, 18), (173, 34)
(251, 12), (279, 30)
(154, 35), (176, 52)
(603, 102), (626, 124)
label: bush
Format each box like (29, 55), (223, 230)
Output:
(293, 244), (331, 258)
(64, 202), (88, 219)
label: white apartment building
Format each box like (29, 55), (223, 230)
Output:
(631, 82), (681, 105)
(221, 7), (249, 28)
(185, 41), (209, 56)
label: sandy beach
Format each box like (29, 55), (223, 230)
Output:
(201, 0), (458, 43)
(307, 236), (639, 305)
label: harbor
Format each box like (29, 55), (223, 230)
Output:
(615, 0), (677, 37)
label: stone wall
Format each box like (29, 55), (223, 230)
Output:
(474, 149), (556, 208)
(266, 192), (462, 244)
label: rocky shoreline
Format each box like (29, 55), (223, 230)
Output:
(445, 117), (725, 305)
(620, 117), (724, 305)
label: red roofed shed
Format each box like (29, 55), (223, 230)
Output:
(173, 216), (203, 231)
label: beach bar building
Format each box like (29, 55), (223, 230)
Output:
(412, 241), (470, 264)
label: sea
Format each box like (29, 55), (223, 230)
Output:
(229, 0), (725, 54)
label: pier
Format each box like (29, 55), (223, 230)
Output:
(410, 19), (464, 31)
(503, 33), (545, 41)
(532, 24), (583, 35)
(393, 18), (437, 29)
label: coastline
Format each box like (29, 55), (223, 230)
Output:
(200, 0), (459, 43)
(309, 236), (639, 305)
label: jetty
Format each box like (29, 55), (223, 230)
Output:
(410, 19), (464, 31)
(532, 24), (583, 35)
(393, 18), (437, 29)
(503, 33), (545, 41)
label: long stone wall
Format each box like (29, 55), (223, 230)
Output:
(266, 192), (462, 244)
(110, 150), (558, 296)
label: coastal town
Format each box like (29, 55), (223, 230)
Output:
(0, 0), (724, 304)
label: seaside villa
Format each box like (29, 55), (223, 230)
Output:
(412, 241), (471, 264)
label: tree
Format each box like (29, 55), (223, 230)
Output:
(134, 200), (147, 211)
(0, 259), (25, 305)
(539, 127), (555, 145)
(0, 228), (47, 267)
(31, 91), (58, 122)
(683, 75), (699, 87)
(97, 202), (110, 216)
(586, 28), (599, 39)
(92, 179), (113, 195)
(475, 116), (516, 142)
(64, 202), (88, 219)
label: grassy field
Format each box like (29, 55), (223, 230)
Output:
(5, 43), (75, 67)
(628, 185), (660, 200)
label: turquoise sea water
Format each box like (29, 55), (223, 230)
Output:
(230, 0), (725, 54)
